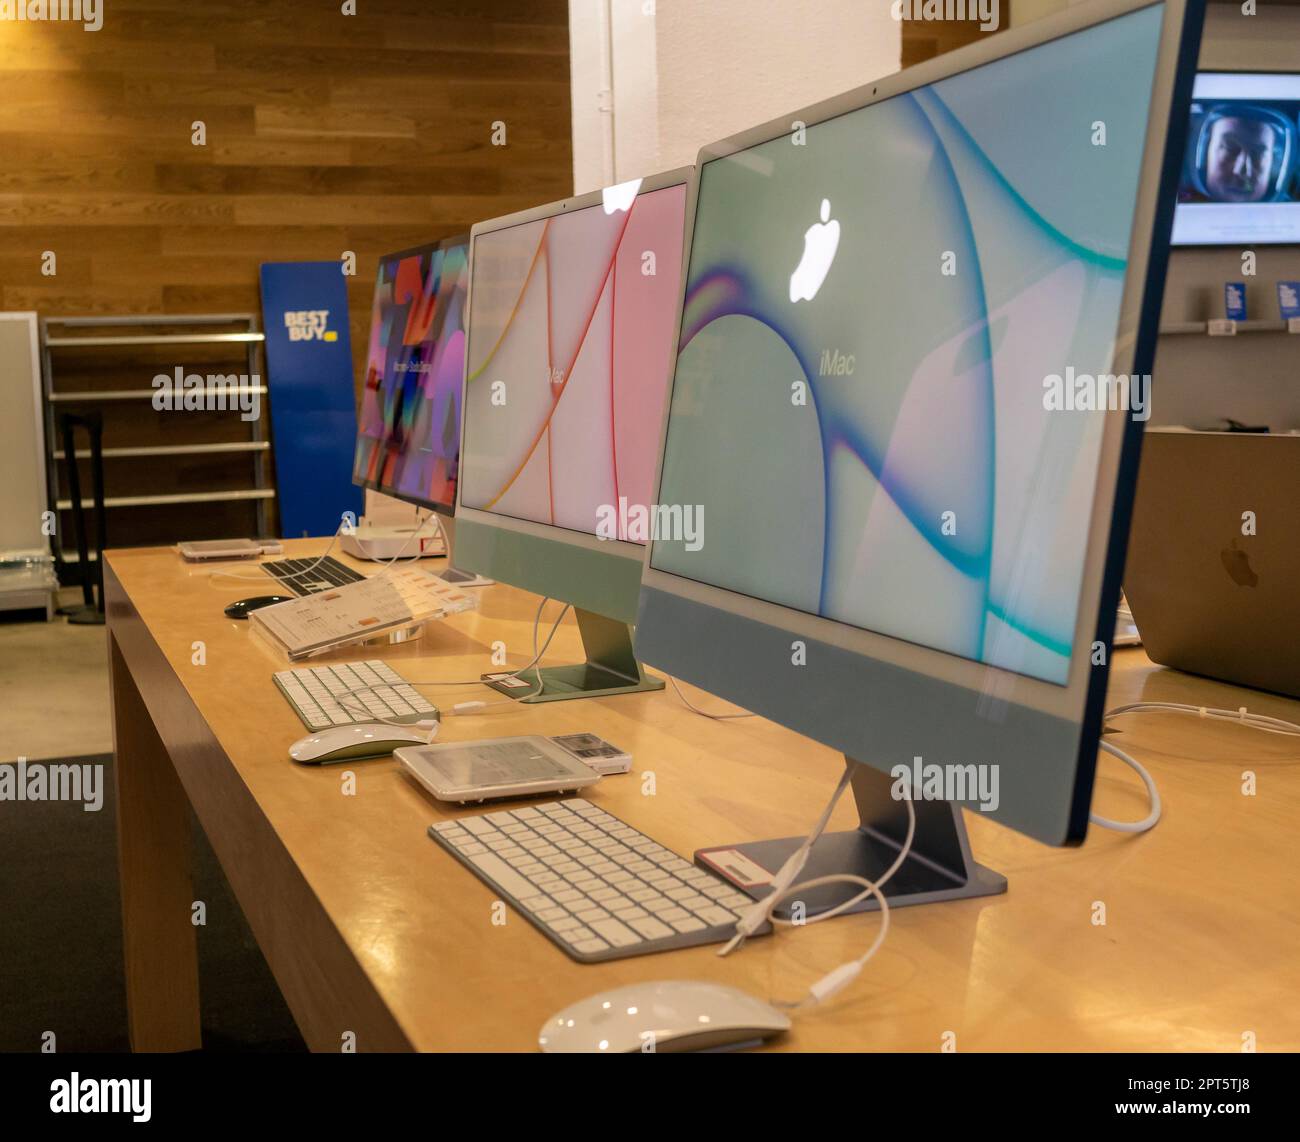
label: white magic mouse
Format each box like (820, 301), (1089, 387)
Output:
(539, 980), (791, 1053)
(289, 723), (434, 765)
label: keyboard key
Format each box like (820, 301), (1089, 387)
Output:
(590, 919), (641, 948)
(613, 906), (650, 921)
(671, 917), (708, 934)
(628, 917), (673, 940)
(463, 852), (536, 901)
(697, 906), (737, 926)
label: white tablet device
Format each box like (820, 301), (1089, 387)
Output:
(396, 736), (600, 804)
(179, 538), (262, 561)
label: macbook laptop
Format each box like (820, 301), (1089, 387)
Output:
(1124, 430), (1300, 697)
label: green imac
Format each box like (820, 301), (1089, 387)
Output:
(453, 167), (691, 701)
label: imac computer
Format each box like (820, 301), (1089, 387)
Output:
(454, 168), (691, 701)
(351, 236), (484, 580)
(635, 0), (1203, 912)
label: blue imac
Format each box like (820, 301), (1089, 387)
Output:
(634, 0), (1204, 912)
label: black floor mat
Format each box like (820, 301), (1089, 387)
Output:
(0, 754), (306, 1052)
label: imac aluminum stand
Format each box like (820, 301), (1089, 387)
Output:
(696, 760), (1006, 918)
(483, 607), (665, 703)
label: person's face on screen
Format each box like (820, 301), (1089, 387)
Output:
(1205, 116), (1277, 202)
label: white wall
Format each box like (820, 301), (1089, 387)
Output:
(570, 0), (902, 192)
(1155, 3), (1300, 431)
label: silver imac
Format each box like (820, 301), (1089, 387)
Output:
(454, 167), (692, 700)
(634, 0), (1204, 915)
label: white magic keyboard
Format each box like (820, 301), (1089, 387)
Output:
(428, 799), (764, 963)
(273, 659), (436, 730)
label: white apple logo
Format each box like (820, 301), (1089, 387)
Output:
(602, 177), (643, 215)
(789, 198), (841, 303)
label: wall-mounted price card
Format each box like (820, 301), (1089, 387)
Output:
(1224, 281), (1247, 322)
(1278, 281), (1300, 322)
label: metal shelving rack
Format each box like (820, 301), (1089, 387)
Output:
(40, 314), (275, 572)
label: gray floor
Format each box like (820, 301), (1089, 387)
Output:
(0, 589), (112, 763)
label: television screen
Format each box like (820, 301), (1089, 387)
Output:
(353, 237), (469, 513)
(1171, 72), (1300, 246)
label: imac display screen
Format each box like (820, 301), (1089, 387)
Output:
(459, 183), (687, 541)
(1172, 72), (1300, 246)
(650, 5), (1168, 686)
(353, 239), (469, 512)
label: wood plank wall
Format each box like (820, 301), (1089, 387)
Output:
(0, 0), (575, 381)
(901, 2), (1011, 67)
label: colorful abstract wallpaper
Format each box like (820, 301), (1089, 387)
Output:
(353, 240), (470, 512)
(651, 6), (1166, 685)
(460, 185), (687, 541)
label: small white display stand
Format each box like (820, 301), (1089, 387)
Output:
(0, 313), (56, 618)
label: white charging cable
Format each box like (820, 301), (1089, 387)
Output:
(668, 676), (755, 721)
(1090, 701), (1300, 834)
(719, 762), (917, 1009)
(1091, 739), (1162, 833)
(1106, 701), (1300, 737)
(331, 598), (572, 728)
(207, 519), (348, 585)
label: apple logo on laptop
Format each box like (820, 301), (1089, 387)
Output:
(1220, 540), (1259, 588)
(789, 198), (840, 303)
